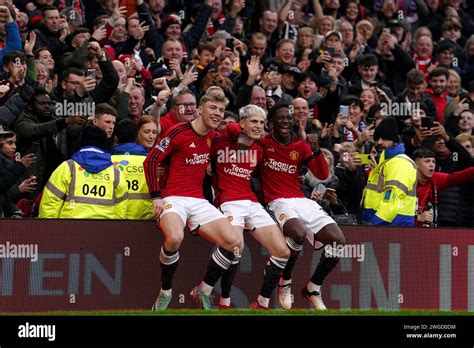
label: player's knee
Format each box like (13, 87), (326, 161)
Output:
(165, 233), (184, 250)
(275, 246), (290, 260)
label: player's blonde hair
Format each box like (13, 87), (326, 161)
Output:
(239, 104), (267, 120)
(199, 92), (229, 107)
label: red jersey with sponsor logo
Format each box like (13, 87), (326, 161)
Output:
(210, 135), (263, 204)
(226, 123), (329, 204)
(144, 122), (215, 199)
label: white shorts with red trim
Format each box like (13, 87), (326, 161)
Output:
(219, 200), (276, 230)
(161, 196), (225, 231)
(267, 197), (335, 248)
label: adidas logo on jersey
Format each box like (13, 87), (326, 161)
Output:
(189, 142), (196, 148)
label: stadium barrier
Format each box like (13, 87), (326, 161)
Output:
(0, 220), (473, 312)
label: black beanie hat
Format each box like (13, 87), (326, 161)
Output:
(374, 116), (399, 143)
(114, 119), (138, 144)
(80, 125), (108, 151)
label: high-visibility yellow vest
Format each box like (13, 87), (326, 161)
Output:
(39, 159), (128, 219)
(362, 151), (417, 226)
(112, 154), (153, 220)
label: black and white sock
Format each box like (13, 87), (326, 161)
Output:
(159, 247), (180, 295)
(220, 255), (241, 301)
(281, 237), (303, 282)
(201, 247), (236, 296)
(259, 255), (289, 305)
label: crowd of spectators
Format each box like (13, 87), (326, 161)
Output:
(0, 0), (473, 227)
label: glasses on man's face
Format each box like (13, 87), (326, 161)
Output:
(279, 48), (295, 53)
(64, 80), (81, 86)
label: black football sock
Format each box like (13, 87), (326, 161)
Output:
(160, 247), (179, 291)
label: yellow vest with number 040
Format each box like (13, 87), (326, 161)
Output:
(39, 159), (128, 219)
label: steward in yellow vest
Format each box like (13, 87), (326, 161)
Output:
(39, 125), (128, 219)
(362, 117), (417, 226)
(111, 119), (153, 219)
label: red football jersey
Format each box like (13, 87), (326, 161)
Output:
(225, 123), (329, 204)
(210, 135), (263, 205)
(258, 135), (329, 203)
(144, 122), (215, 199)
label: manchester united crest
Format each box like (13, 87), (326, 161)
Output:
(289, 151), (299, 161)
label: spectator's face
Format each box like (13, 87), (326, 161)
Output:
(381, 0), (396, 17)
(211, 0), (222, 18)
(360, 89), (376, 112)
(345, 2), (358, 20)
(411, 108), (426, 127)
(199, 49), (215, 67)
(339, 22), (354, 46)
(356, 24), (373, 42)
(44, 9), (60, 32)
(72, 32), (91, 48)
(0, 135), (16, 157)
(416, 157), (436, 178)
(218, 116), (236, 132)
(298, 31), (314, 49)
(61, 73), (83, 97)
(318, 19), (333, 35)
(260, 12), (277, 35)
(112, 17), (126, 40)
(127, 18), (140, 36)
(438, 49), (455, 67)
(165, 24), (181, 40)
(292, 99), (309, 123)
(138, 121), (158, 150)
(323, 0), (340, 9)
(113, 61), (127, 85)
(281, 73), (296, 90)
(358, 65), (378, 84)
(415, 36), (433, 60)
(93, 114), (116, 138)
(298, 77), (317, 99)
(38, 49), (54, 71)
(447, 74), (460, 97)
(425, 0), (439, 11)
(250, 38), (267, 58)
(459, 140), (474, 157)
(128, 88), (145, 117)
(271, 107), (293, 138)
(459, 112), (473, 132)
(375, 138), (394, 151)
(349, 103), (363, 124)
(199, 99), (226, 129)
(218, 57), (233, 77)
(233, 16), (244, 35)
(35, 62), (48, 86)
(241, 114), (266, 140)
(432, 136), (451, 158)
(443, 27), (461, 41)
(331, 57), (345, 75)
(173, 93), (197, 122)
(148, 0), (165, 13)
(406, 82), (424, 100)
(339, 150), (358, 171)
(162, 41), (183, 61)
(5, 60), (27, 85)
(88, 57), (103, 81)
(325, 34), (341, 48)
(250, 87), (266, 109)
(429, 74), (447, 96)
(32, 94), (52, 118)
